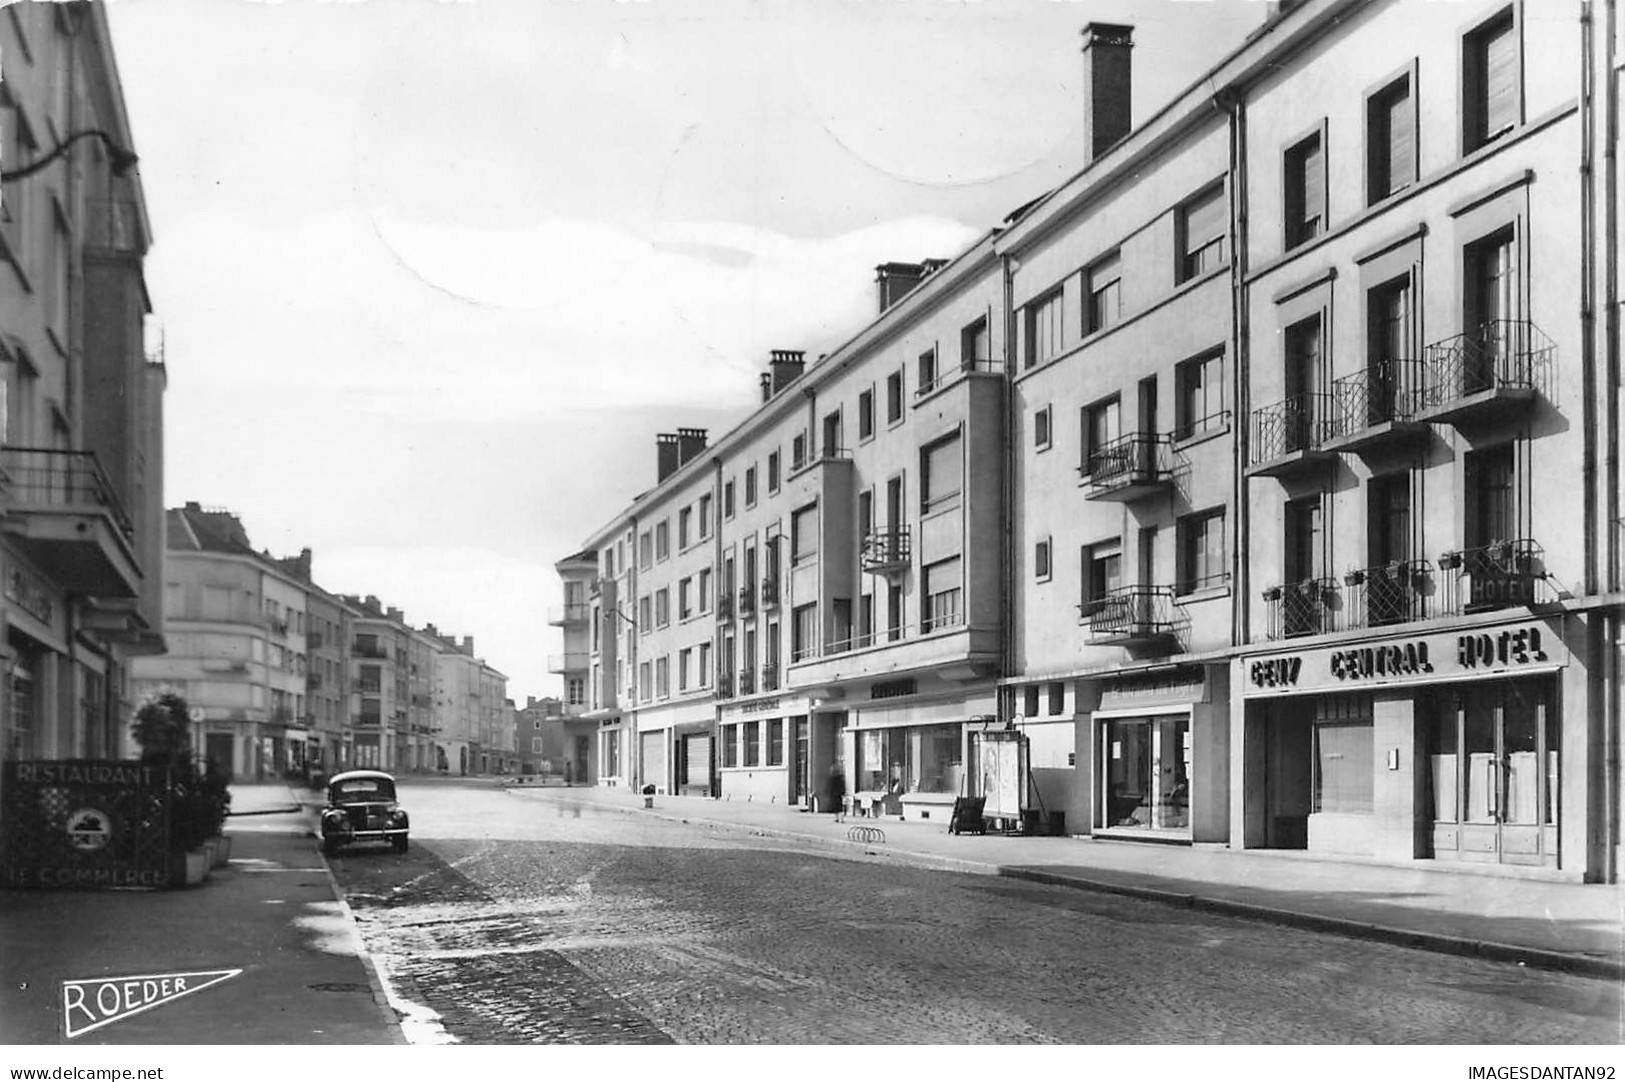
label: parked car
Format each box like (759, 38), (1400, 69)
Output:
(320, 770), (409, 855)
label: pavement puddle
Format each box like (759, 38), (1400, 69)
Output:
(294, 900), (365, 957)
(370, 954), (458, 1045)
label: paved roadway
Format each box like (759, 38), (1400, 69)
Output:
(326, 780), (1621, 1044)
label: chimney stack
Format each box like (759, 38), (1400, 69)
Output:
(656, 432), (681, 482)
(677, 427), (708, 466)
(875, 262), (927, 313)
(461, 635), (475, 654)
(760, 372), (773, 403)
(769, 350), (805, 395)
(1081, 23), (1134, 162)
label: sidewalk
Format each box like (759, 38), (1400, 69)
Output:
(507, 784), (1625, 980)
(0, 783), (400, 1045)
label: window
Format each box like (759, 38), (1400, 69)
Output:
(1085, 251), (1122, 334)
(1024, 686), (1041, 718)
(822, 410), (842, 458)
(791, 602), (818, 661)
(698, 642), (711, 687)
(1082, 397), (1122, 475)
(638, 531), (653, 570)
(858, 388), (875, 440)
(638, 595), (653, 633)
(1314, 697), (1374, 814)
(1082, 540), (1123, 610)
(922, 557), (962, 632)
(916, 348), (937, 396)
(886, 370), (903, 423)
(791, 504), (818, 564)
(1284, 130), (1326, 249)
(1177, 508), (1227, 594)
(1367, 72), (1416, 203)
(1464, 9), (1519, 153)
(961, 317), (990, 369)
(1034, 405), (1052, 450)
(744, 721), (761, 767)
(792, 432), (807, 470)
(655, 521), (670, 560)
(698, 568), (712, 613)
(1285, 497), (1325, 585)
(1035, 539), (1052, 581)
(722, 723), (738, 768)
(655, 657), (670, 698)
(724, 480), (736, 519)
(1048, 682), (1065, 716)
(1179, 184), (1226, 281)
(1465, 227), (1517, 337)
(745, 466), (757, 507)
(678, 578), (692, 620)
(768, 719), (784, 766)
(1025, 290), (1064, 368)
(678, 508), (692, 549)
(655, 588), (670, 627)
(767, 451), (780, 492)
(886, 583), (903, 641)
(1175, 351), (1225, 440)
(920, 435), (962, 512)
(698, 494), (712, 537)
(638, 661), (652, 702)
(566, 676), (584, 705)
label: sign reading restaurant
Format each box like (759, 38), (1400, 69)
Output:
(1245, 622), (1563, 696)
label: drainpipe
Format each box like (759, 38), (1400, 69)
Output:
(1599, 0), (1620, 883)
(712, 457), (725, 799)
(1220, 85), (1251, 648)
(1000, 252), (1018, 726)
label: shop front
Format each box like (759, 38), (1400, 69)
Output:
(598, 719), (625, 786)
(1233, 615), (1579, 873)
(843, 691), (992, 823)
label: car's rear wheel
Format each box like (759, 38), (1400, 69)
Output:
(392, 835), (409, 854)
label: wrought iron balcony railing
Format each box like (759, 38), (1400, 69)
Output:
(0, 447), (135, 540)
(738, 585), (756, 617)
(738, 669), (756, 695)
(1341, 559), (1433, 628)
(861, 527), (911, 573)
(760, 578), (780, 610)
(1263, 577), (1339, 640)
(715, 673), (734, 699)
(761, 664), (779, 691)
(1328, 360), (1428, 445)
(1076, 586), (1176, 646)
(1082, 432), (1173, 501)
(716, 593), (734, 621)
(352, 642), (389, 659)
(1421, 321), (1554, 418)
(1437, 540), (1549, 615)
(1250, 393), (1336, 469)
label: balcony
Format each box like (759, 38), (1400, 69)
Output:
(1077, 586), (1177, 647)
(1324, 361), (1430, 453)
(737, 585), (756, 618)
(1437, 540), (1551, 616)
(306, 672), (323, 689)
(738, 669), (756, 695)
(356, 714), (382, 728)
(1248, 393), (1337, 477)
(1341, 560), (1433, 628)
(716, 673), (734, 700)
(716, 593), (734, 622)
(1419, 321), (1554, 425)
(1082, 433), (1173, 502)
(548, 603), (589, 626)
(861, 527), (911, 574)
(761, 663), (779, 692)
(268, 617), (289, 636)
(548, 652), (588, 673)
(0, 448), (141, 598)
(1263, 578), (1339, 640)
(760, 578), (780, 611)
(352, 642), (389, 659)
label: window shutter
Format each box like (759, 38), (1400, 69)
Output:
(1387, 85), (1414, 190)
(1183, 188), (1225, 256)
(1303, 136), (1325, 228)
(1483, 20), (1518, 138)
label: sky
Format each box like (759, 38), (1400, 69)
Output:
(102, 0), (1272, 702)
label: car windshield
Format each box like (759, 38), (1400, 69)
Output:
(332, 778), (394, 801)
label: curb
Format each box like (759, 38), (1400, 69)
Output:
(515, 790), (1624, 982)
(313, 840), (408, 1045)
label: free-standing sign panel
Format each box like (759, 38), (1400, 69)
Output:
(1, 760), (171, 889)
(974, 730), (1028, 820)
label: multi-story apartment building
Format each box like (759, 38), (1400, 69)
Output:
(549, 550), (593, 716)
(132, 505), (308, 780)
(477, 660), (511, 773)
(282, 561), (356, 776)
(428, 625), (478, 774)
(343, 595), (411, 772)
(0, 2), (166, 776)
(554, 0), (1621, 882)
(405, 627), (436, 772)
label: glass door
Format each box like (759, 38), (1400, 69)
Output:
(793, 719), (809, 804)
(1100, 715), (1191, 836)
(1429, 679), (1557, 866)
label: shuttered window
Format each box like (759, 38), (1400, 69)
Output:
(1179, 185), (1225, 281)
(1284, 131), (1325, 249)
(1368, 75), (1415, 203)
(1466, 11), (1519, 152)
(921, 434), (963, 510)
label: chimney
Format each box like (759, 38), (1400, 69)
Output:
(677, 427), (708, 466)
(1081, 23), (1133, 162)
(759, 372), (773, 403)
(875, 262), (926, 313)
(656, 432), (681, 482)
(769, 349), (805, 395)
(386, 606), (402, 622)
(461, 635), (475, 654)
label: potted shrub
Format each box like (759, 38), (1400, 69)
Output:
(1343, 569), (1366, 587)
(132, 691), (221, 887)
(1438, 550), (1463, 571)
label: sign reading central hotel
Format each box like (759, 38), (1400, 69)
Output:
(1244, 622), (1562, 696)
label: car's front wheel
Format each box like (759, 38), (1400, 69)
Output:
(392, 835), (409, 854)
(321, 836), (340, 857)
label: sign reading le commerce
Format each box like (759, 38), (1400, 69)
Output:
(1246, 622), (1564, 696)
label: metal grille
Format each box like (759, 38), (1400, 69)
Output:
(1342, 560), (1432, 628)
(1422, 320), (1554, 405)
(1438, 539), (1548, 615)
(1330, 360), (1426, 436)
(1264, 578), (1339, 639)
(2, 760), (172, 889)
(0, 448), (135, 540)
(1250, 393), (1333, 465)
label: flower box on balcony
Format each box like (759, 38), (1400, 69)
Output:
(1343, 570), (1366, 587)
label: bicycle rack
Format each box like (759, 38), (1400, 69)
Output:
(846, 825), (887, 845)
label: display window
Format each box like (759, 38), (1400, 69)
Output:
(855, 724), (963, 796)
(1100, 714), (1190, 833)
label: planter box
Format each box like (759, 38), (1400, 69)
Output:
(172, 849), (208, 888)
(209, 835), (232, 869)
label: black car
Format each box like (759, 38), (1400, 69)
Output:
(320, 770), (409, 855)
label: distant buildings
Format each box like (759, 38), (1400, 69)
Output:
(0, 4), (166, 772)
(130, 503), (509, 781)
(514, 694), (595, 783)
(554, 0), (1623, 883)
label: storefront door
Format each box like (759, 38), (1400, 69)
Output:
(793, 718), (809, 803)
(1427, 679), (1558, 866)
(1099, 715), (1190, 835)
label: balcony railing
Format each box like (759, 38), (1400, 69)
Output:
(1077, 586), (1176, 646)
(738, 585), (757, 617)
(761, 664), (779, 691)
(716, 593), (734, 621)
(356, 714), (383, 728)
(1341, 559), (1433, 628)
(306, 672), (323, 689)
(1421, 321), (1554, 421)
(548, 603), (589, 626)
(738, 669), (756, 695)
(1249, 393), (1336, 472)
(1263, 577), (1339, 640)
(760, 578), (780, 610)
(716, 673), (734, 699)
(548, 652), (588, 673)
(0, 448), (135, 540)
(1437, 540), (1549, 615)
(861, 527), (911, 573)
(1327, 360), (1428, 449)
(352, 642), (389, 659)
(1082, 432), (1173, 501)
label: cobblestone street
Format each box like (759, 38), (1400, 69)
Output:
(328, 782), (1621, 1044)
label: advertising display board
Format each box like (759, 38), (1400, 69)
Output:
(1, 760), (171, 889)
(973, 730), (1028, 820)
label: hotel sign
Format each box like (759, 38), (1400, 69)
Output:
(1245, 622), (1562, 697)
